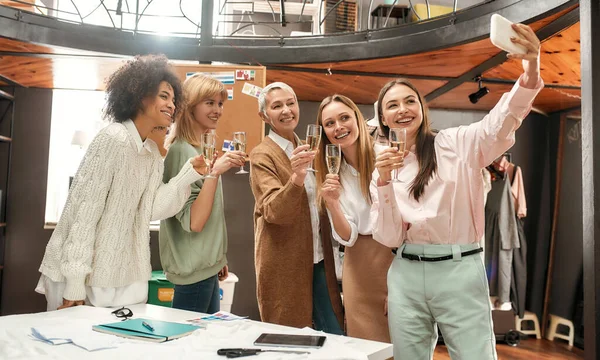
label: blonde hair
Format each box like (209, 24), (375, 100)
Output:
(165, 73), (228, 148)
(315, 94), (375, 208)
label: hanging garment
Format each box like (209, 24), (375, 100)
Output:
(511, 166), (527, 218)
(485, 175), (520, 304)
(510, 166), (528, 318)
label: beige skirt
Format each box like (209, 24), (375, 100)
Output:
(342, 234), (394, 343)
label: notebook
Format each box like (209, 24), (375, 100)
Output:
(92, 318), (199, 343)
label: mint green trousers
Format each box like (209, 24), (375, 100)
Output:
(387, 243), (497, 360)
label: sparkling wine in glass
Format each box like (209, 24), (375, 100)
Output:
(233, 131), (248, 175)
(389, 128), (407, 183)
(305, 124), (321, 172)
(326, 144), (341, 175)
(201, 132), (216, 179)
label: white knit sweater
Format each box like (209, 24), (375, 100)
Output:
(39, 122), (202, 301)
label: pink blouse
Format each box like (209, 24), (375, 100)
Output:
(371, 75), (543, 247)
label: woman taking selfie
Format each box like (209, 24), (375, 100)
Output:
(371, 24), (543, 359)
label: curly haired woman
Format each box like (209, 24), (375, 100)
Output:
(36, 54), (206, 311)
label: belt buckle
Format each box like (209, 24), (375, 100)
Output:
(416, 254), (422, 262)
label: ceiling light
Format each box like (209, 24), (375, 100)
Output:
(469, 76), (489, 104)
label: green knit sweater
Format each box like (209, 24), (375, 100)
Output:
(159, 139), (228, 285)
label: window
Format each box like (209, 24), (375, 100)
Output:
(45, 89), (108, 226)
(45, 89), (161, 230)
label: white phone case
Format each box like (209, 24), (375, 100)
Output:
(490, 14), (528, 55)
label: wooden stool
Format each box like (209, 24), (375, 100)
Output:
(546, 314), (574, 346)
(515, 311), (541, 339)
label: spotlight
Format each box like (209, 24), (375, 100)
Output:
(469, 77), (489, 104)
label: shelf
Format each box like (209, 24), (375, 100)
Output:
(0, 89), (14, 101)
(0, 136), (11, 143)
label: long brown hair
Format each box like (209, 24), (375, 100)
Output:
(165, 74), (228, 149)
(315, 94), (375, 208)
(377, 79), (437, 201)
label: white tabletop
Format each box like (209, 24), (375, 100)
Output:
(0, 304), (392, 360)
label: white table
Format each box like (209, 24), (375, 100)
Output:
(0, 304), (392, 360)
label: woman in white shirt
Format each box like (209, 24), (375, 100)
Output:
(371, 24), (542, 359)
(36, 55), (206, 311)
(315, 94), (394, 342)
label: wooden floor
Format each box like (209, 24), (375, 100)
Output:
(433, 339), (584, 359)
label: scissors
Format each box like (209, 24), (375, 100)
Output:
(217, 348), (310, 358)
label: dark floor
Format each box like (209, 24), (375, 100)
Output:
(433, 338), (583, 359)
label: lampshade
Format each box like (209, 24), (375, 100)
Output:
(366, 101), (379, 127)
(71, 130), (89, 147)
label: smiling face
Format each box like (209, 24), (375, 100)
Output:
(141, 81), (175, 128)
(320, 100), (360, 151)
(192, 94), (224, 133)
(261, 88), (299, 138)
(380, 84), (423, 143)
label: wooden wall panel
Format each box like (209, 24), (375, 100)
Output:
(0, 55), (266, 154)
(0, 0), (34, 12)
(0, 6), (580, 114)
(484, 22), (580, 86)
(0, 37), (55, 53)
(0, 56), (125, 89)
(279, 6), (574, 78)
(267, 69), (446, 105)
(427, 81), (580, 113)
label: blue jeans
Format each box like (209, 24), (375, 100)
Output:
(312, 261), (344, 335)
(172, 274), (220, 314)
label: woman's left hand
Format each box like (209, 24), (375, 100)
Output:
(322, 174), (342, 205)
(507, 23), (541, 88)
(218, 265), (229, 281)
(384, 295), (388, 316)
(190, 155), (209, 176)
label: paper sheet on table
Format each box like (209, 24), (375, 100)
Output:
(31, 320), (123, 351)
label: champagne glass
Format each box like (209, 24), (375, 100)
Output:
(201, 132), (216, 179)
(326, 144), (341, 175)
(305, 124), (321, 172)
(233, 131), (248, 175)
(389, 128), (407, 183)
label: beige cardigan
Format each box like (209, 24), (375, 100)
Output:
(249, 136), (343, 329)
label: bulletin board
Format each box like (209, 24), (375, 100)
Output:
(148, 64), (266, 157)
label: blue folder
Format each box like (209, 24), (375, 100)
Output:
(92, 318), (198, 342)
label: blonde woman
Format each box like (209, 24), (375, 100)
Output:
(315, 94), (394, 342)
(160, 74), (245, 313)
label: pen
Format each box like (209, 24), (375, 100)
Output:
(142, 321), (155, 332)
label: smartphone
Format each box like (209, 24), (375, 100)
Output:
(254, 333), (327, 348)
(490, 14), (528, 55)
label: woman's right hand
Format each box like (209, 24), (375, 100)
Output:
(375, 148), (405, 185)
(57, 298), (85, 310)
(290, 144), (315, 186)
(211, 150), (246, 176)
